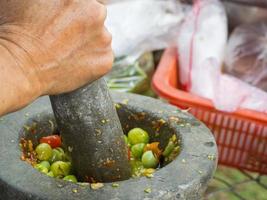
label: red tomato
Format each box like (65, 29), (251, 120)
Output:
(40, 135), (62, 148)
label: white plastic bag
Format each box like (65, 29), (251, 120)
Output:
(178, 0), (227, 99)
(178, 0), (267, 113)
(106, 0), (188, 57)
(225, 21), (267, 92)
(214, 74), (267, 112)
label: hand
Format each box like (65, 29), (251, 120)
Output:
(0, 0), (113, 115)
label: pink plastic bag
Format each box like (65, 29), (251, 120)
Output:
(178, 0), (267, 113)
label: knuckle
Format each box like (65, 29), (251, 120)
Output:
(101, 29), (112, 46)
(89, 2), (107, 26)
(84, 50), (113, 79)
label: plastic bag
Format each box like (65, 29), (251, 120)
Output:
(105, 53), (154, 95)
(224, 0), (267, 8)
(178, 0), (267, 113)
(104, 0), (187, 96)
(224, 2), (267, 29)
(214, 74), (267, 112)
(106, 0), (188, 57)
(225, 21), (267, 92)
(178, 0), (228, 99)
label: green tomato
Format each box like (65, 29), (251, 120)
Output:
(34, 164), (49, 174)
(131, 143), (145, 159)
(51, 161), (71, 178)
(63, 153), (71, 162)
(124, 135), (131, 147)
(56, 147), (64, 153)
(35, 143), (53, 161)
(49, 148), (65, 163)
(141, 151), (159, 169)
(63, 175), (78, 183)
(46, 171), (54, 177)
(128, 128), (149, 145)
(124, 135), (128, 144)
(39, 161), (51, 170)
(56, 147), (71, 161)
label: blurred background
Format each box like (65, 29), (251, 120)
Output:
(104, 0), (267, 199)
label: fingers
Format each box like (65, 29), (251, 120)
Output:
(6, 0), (114, 96)
(88, 27), (112, 52)
(82, 0), (107, 27)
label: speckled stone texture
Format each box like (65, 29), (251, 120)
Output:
(0, 92), (217, 200)
(50, 79), (131, 182)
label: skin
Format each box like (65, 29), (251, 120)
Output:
(0, 0), (113, 116)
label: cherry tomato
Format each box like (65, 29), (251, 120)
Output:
(128, 128), (149, 145)
(141, 151), (159, 169)
(35, 143), (53, 161)
(39, 161), (51, 170)
(63, 175), (78, 183)
(49, 148), (65, 163)
(46, 171), (54, 177)
(34, 164), (49, 174)
(124, 135), (131, 147)
(40, 135), (62, 148)
(51, 161), (71, 178)
(131, 143), (145, 159)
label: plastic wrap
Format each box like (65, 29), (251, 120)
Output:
(225, 21), (267, 92)
(214, 74), (267, 112)
(224, 2), (267, 29)
(178, 0), (227, 99)
(104, 0), (187, 96)
(106, 0), (188, 57)
(105, 53), (155, 95)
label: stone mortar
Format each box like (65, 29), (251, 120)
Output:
(0, 92), (217, 200)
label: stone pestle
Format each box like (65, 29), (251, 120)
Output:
(49, 78), (131, 182)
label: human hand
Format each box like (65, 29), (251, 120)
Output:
(0, 0), (113, 115)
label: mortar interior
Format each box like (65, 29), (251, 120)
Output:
(19, 104), (182, 182)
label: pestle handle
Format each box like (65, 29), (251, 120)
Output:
(50, 78), (131, 182)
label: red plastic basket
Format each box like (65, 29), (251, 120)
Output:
(152, 48), (267, 174)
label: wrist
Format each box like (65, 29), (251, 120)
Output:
(0, 43), (43, 115)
